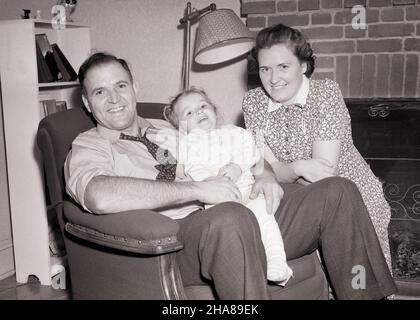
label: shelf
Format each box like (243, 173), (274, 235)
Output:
(34, 19), (89, 28)
(0, 19), (88, 29)
(0, 19), (90, 286)
(38, 81), (80, 89)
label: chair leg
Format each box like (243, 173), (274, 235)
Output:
(65, 234), (187, 300)
(159, 253), (187, 300)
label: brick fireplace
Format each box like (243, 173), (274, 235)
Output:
(241, 0), (420, 296)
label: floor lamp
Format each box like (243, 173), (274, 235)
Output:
(179, 2), (255, 91)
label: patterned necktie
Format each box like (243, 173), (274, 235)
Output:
(120, 129), (177, 181)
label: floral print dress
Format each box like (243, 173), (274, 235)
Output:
(242, 78), (392, 274)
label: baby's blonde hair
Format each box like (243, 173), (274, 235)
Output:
(163, 86), (217, 129)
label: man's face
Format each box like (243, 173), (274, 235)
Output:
(82, 61), (138, 134)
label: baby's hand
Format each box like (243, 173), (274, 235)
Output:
(176, 164), (189, 180)
(218, 163), (242, 183)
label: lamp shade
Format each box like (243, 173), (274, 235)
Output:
(194, 9), (255, 65)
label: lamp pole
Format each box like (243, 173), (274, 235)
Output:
(184, 2), (191, 91)
(179, 2), (216, 90)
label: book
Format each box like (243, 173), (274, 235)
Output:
(35, 34), (62, 81)
(35, 40), (54, 83)
(45, 51), (63, 81)
(55, 100), (68, 112)
(40, 99), (56, 117)
(51, 43), (78, 81)
(35, 33), (52, 56)
(35, 34), (77, 83)
(40, 99), (67, 117)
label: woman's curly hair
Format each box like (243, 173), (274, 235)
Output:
(253, 24), (316, 78)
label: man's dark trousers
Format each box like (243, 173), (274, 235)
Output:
(176, 177), (396, 299)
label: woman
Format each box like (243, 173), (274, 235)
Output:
(242, 24), (392, 274)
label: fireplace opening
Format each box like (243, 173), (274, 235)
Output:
(346, 98), (420, 296)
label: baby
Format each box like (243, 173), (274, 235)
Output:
(164, 87), (293, 285)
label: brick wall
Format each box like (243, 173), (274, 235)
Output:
(242, 0), (420, 98)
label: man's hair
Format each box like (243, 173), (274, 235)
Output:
(78, 52), (134, 93)
(253, 24), (315, 78)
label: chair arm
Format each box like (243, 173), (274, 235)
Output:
(63, 200), (183, 255)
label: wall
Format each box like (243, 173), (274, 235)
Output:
(0, 86), (14, 280)
(78, 0), (248, 124)
(242, 0), (420, 98)
(0, 0), (248, 124)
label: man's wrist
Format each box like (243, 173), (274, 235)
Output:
(254, 165), (275, 182)
(270, 161), (284, 178)
(189, 181), (204, 202)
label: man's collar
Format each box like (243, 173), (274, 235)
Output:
(267, 76), (310, 112)
(96, 116), (153, 142)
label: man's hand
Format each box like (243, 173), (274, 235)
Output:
(250, 170), (283, 215)
(194, 176), (242, 204)
(218, 163), (242, 183)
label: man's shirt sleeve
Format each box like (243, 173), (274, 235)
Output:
(64, 130), (117, 212)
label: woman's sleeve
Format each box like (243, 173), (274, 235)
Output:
(314, 80), (350, 141)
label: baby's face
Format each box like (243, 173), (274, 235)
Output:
(174, 92), (217, 133)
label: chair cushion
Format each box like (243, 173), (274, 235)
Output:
(185, 251), (328, 300)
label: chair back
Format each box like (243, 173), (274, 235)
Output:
(36, 103), (166, 210)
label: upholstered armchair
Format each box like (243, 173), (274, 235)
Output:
(36, 102), (329, 300)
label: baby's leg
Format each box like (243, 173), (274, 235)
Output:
(246, 195), (293, 285)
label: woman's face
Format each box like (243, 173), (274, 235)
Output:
(258, 43), (307, 104)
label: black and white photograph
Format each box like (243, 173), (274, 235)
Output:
(0, 0), (419, 308)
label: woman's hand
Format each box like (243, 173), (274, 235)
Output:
(250, 169), (283, 215)
(296, 177), (311, 185)
(293, 158), (336, 183)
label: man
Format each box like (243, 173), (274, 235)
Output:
(65, 52), (396, 299)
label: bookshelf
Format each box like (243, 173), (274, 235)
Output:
(0, 19), (91, 285)
(38, 81), (79, 88)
